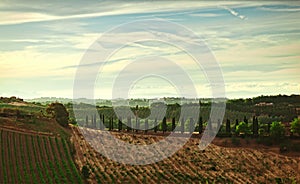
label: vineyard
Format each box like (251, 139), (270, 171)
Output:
(0, 128), (83, 184)
(71, 126), (300, 184)
(0, 96), (300, 184)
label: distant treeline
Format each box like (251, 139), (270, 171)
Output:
(66, 94), (299, 125)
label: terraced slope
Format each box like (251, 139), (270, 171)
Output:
(71, 126), (300, 184)
(0, 128), (83, 184)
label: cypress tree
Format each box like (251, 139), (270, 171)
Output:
(198, 116), (203, 134)
(145, 119), (149, 133)
(189, 118), (194, 134)
(127, 117), (131, 132)
(172, 117), (176, 132)
(217, 119), (221, 129)
(208, 120), (213, 133)
(85, 115), (88, 127)
(94, 114), (97, 128)
(99, 114), (102, 130)
(181, 117), (185, 134)
(101, 115), (105, 130)
(267, 122), (271, 134)
(162, 117), (167, 133)
(235, 119), (239, 129)
(118, 118), (122, 132)
(252, 116), (259, 136)
(154, 118), (158, 133)
(136, 118), (140, 132)
(252, 116), (255, 132)
(110, 117), (113, 131)
(255, 117), (259, 135)
(135, 105), (139, 132)
(226, 119), (231, 134)
(244, 116), (248, 124)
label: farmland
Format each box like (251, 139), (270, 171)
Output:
(0, 95), (300, 183)
(71, 126), (300, 183)
(0, 128), (83, 183)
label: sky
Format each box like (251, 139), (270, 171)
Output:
(0, 0), (299, 99)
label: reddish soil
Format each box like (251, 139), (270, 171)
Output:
(71, 126), (300, 183)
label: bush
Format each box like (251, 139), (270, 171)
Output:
(270, 121), (285, 141)
(275, 177), (283, 184)
(46, 103), (69, 127)
(258, 128), (265, 136)
(236, 122), (251, 136)
(68, 118), (77, 125)
(291, 118), (300, 136)
(81, 165), (90, 179)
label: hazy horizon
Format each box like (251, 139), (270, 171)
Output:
(5, 93), (297, 101)
(1, 1), (299, 99)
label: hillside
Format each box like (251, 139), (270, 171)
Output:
(1, 96), (300, 183)
(0, 128), (83, 183)
(0, 100), (71, 138)
(71, 126), (300, 184)
(0, 99), (83, 183)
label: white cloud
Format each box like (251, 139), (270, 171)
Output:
(1, 1), (300, 99)
(0, 1), (245, 25)
(0, 12), (57, 25)
(0, 48), (80, 79)
(225, 82), (300, 99)
(189, 13), (222, 17)
(221, 6), (247, 20)
(259, 7), (300, 12)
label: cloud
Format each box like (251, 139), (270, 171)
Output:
(8, 39), (54, 43)
(189, 13), (222, 17)
(221, 6), (247, 20)
(224, 82), (300, 99)
(1, 1), (300, 99)
(0, 1), (245, 25)
(259, 6), (300, 12)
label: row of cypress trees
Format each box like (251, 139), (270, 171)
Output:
(84, 114), (264, 136)
(84, 114), (205, 134)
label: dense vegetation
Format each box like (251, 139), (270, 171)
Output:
(65, 95), (300, 139)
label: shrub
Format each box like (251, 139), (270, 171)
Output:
(258, 128), (265, 136)
(81, 165), (90, 179)
(270, 121), (285, 141)
(236, 122), (251, 136)
(275, 177), (283, 184)
(291, 118), (300, 136)
(46, 103), (69, 127)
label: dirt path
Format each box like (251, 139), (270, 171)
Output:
(0, 125), (54, 137)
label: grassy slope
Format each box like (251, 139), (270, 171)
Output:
(0, 102), (71, 138)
